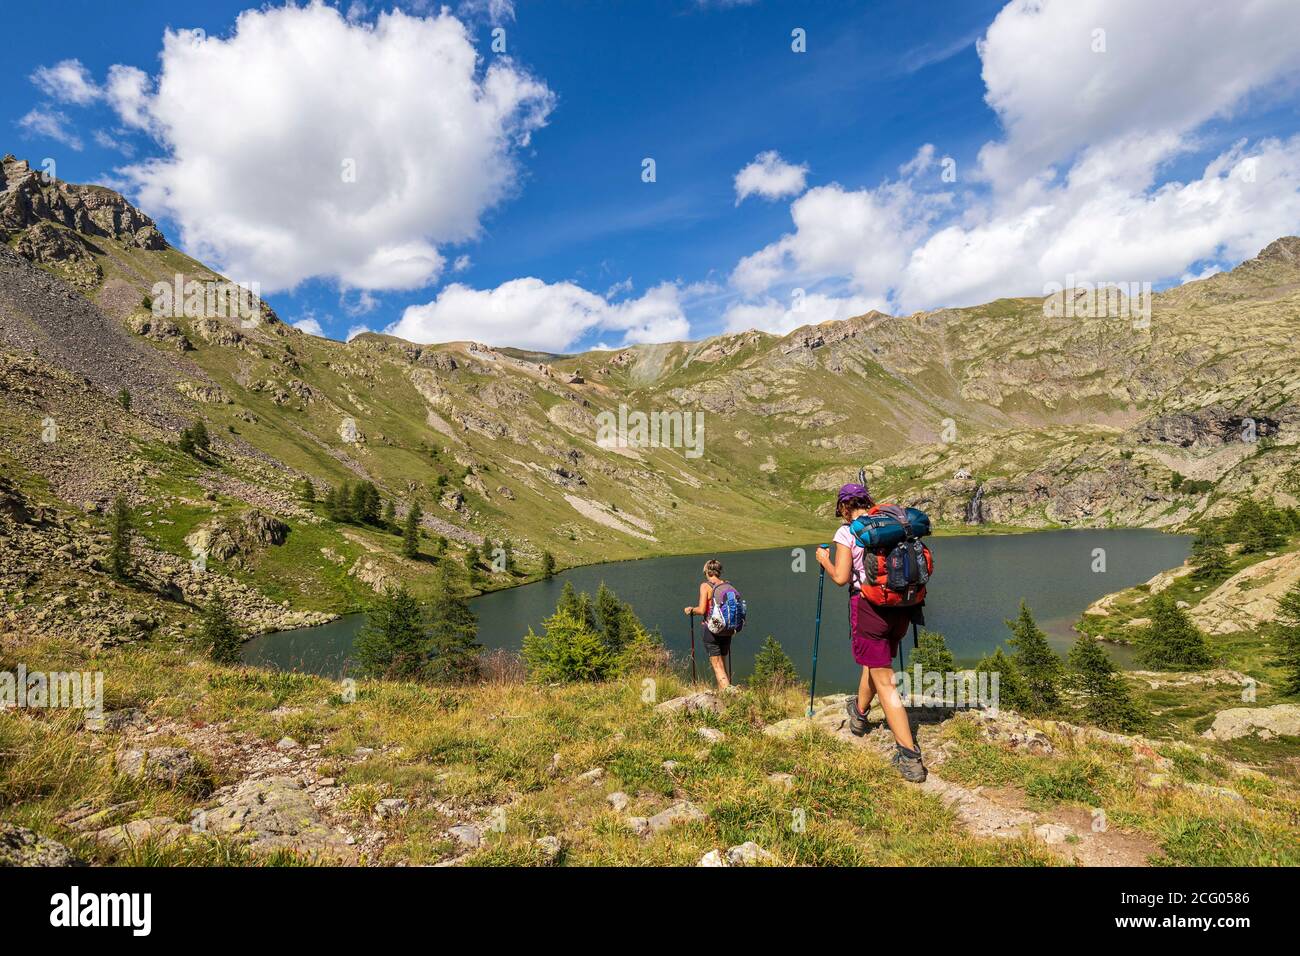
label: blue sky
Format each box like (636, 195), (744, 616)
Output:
(5, 0), (1300, 351)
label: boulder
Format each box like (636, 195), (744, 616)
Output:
(646, 801), (708, 835)
(606, 791), (630, 813)
(115, 747), (210, 792)
(696, 727), (726, 744)
(725, 841), (776, 866)
(203, 776), (352, 860)
(93, 816), (190, 852)
(1202, 704), (1300, 741)
(448, 824), (481, 849)
(654, 686), (715, 713)
(0, 823), (84, 867)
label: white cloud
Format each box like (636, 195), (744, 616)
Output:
(727, 0), (1300, 317)
(346, 324), (373, 342)
(110, 2), (554, 293)
(722, 292), (889, 336)
(734, 150), (809, 204)
(452, 254), (472, 272)
(293, 316), (326, 336)
(389, 278), (689, 351)
(30, 59), (101, 105)
(17, 108), (83, 150)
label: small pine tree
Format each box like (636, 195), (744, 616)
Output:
(1006, 601), (1063, 715)
(178, 427), (196, 455)
(322, 485), (338, 517)
(974, 646), (1032, 713)
(297, 478), (316, 503)
(502, 538), (517, 573)
(1234, 499), (1284, 554)
(402, 501), (422, 559)
(1190, 527), (1231, 580)
(190, 419), (210, 453)
(912, 629), (957, 677)
(541, 551), (556, 578)
(595, 582), (632, 653)
(522, 604), (616, 683)
(382, 498), (396, 529)
(425, 569), (482, 684)
(1136, 594), (1214, 671)
(751, 636), (799, 688)
(107, 495), (133, 581)
(557, 580), (599, 633)
(1273, 582), (1300, 697)
(202, 598), (243, 665)
(354, 585), (429, 680)
(1067, 635), (1144, 732)
(117, 388), (132, 412)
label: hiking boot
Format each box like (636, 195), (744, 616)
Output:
(845, 697), (868, 736)
(892, 749), (927, 783)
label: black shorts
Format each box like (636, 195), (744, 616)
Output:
(702, 631), (732, 657)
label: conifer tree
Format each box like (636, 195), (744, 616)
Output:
(202, 597), (243, 665)
(974, 646), (1032, 713)
(108, 495), (133, 582)
(1006, 601), (1063, 715)
(541, 551), (556, 578)
(1190, 527), (1231, 580)
(1068, 635), (1143, 731)
(1273, 582), (1300, 697)
(425, 568), (481, 684)
(402, 501), (422, 559)
(1136, 594), (1214, 670)
(354, 585), (429, 679)
(751, 636), (799, 688)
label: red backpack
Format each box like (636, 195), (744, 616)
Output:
(850, 504), (934, 607)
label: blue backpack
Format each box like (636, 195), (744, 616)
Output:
(706, 582), (747, 636)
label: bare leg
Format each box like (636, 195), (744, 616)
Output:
(709, 654), (731, 690)
(856, 666), (877, 715)
(869, 666), (916, 752)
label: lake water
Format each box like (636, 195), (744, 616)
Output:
(242, 529), (1189, 692)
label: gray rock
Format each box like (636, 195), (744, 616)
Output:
(655, 692), (721, 716)
(374, 798), (409, 819)
(93, 816), (190, 852)
(0, 823), (84, 867)
(725, 841), (776, 866)
(766, 772), (796, 789)
(647, 801), (708, 834)
(606, 791), (630, 813)
(536, 835), (562, 862)
(625, 816), (650, 836)
(1202, 704), (1300, 741)
(662, 760), (681, 773)
(1033, 823), (1074, 845)
(115, 747), (209, 792)
(698, 849), (727, 867)
(448, 824), (481, 849)
(203, 776), (353, 860)
(276, 736), (299, 750)
(577, 767), (605, 785)
(696, 727), (725, 744)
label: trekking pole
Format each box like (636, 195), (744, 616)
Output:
(689, 611), (697, 683)
(808, 547), (828, 717)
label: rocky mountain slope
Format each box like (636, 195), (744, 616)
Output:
(2, 151), (1299, 637)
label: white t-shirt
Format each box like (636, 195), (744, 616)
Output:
(832, 523), (867, 584)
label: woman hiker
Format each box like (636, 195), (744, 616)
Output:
(815, 483), (927, 782)
(683, 558), (736, 691)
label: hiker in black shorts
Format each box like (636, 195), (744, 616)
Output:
(683, 558), (738, 689)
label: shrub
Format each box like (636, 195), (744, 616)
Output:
(974, 646), (1032, 713)
(354, 586), (430, 680)
(402, 502), (422, 559)
(912, 629), (956, 677)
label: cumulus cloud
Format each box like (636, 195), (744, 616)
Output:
(722, 292), (889, 336)
(30, 59), (101, 105)
(108, 2), (554, 293)
(723, 0), (1300, 326)
(389, 279), (689, 351)
(733, 150), (809, 204)
(17, 108), (83, 150)
(293, 316), (326, 336)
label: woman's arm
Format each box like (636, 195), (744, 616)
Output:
(684, 582), (710, 615)
(816, 540), (854, 587)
